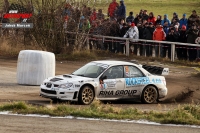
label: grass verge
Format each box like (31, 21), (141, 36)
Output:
(0, 101), (200, 125)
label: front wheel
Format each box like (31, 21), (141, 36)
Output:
(78, 86), (94, 105)
(141, 86), (158, 104)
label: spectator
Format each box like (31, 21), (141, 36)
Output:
(123, 23), (139, 54)
(171, 12), (179, 25)
(143, 22), (155, 56)
(186, 24), (199, 61)
(195, 33), (200, 60)
(188, 10), (200, 29)
(139, 9), (144, 16)
(179, 14), (188, 29)
(137, 22), (145, 55)
(153, 23), (166, 57)
(134, 15), (142, 26)
(155, 15), (162, 25)
(114, 5), (119, 20)
(89, 8), (97, 24)
(164, 25), (180, 59)
(126, 21), (132, 29)
(82, 18), (91, 32)
(163, 22), (170, 35)
(119, 19), (125, 29)
(63, 4), (72, 17)
(161, 14), (171, 27)
(178, 25), (187, 60)
(126, 11), (134, 23)
(110, 19), (120, 53)
(82, 4), (88, 17)
(87, 7), (92, 18)
(108, 0), (119, 19)
(119, 23), (128, 53)
(164, 28), (175, 58)
(148, 12), (156, 26)
(117, 0), (126, 22)
(142, 10), (149, 21)
(96, 9), (105, 21)
(120, 23), (128, 37)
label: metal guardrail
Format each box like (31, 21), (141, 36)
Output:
(65, 31), (200, 62)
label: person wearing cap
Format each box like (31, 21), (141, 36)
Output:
(143, 22), (155, 56)
(161, 14), (171, 27)
(179, 13), (188, 29)
(108, 0), (119, 19)
(117, 0), (126, 22)
(123, 22), (139, 54)
(147, 12), (156, 26)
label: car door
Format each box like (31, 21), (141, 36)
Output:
(123, 65), (149, 99)
(97, 65), (125, 100)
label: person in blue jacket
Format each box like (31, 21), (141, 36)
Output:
(179, 14), (188, 29)
(117, 0), (126, 22)
(161, 14), (171, 27)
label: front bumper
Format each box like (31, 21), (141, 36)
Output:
(40, 85), (78, 101)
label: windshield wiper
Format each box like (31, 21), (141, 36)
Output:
(76, 74), (85, 77)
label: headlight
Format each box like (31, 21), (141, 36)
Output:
(58, 83), (73, 89)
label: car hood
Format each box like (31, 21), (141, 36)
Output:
(46, 74), (95, 84)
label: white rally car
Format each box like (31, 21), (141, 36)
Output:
(40, 61), (168, 104)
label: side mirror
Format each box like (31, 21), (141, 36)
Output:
(100, 75), (107, 80)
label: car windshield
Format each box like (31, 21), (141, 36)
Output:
(72, 62), (109, 78)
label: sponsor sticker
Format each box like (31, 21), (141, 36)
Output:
(125, 77), (162, 87)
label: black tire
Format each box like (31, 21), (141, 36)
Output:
(141, 86), (158, 104)
(78, 86), (94, 105)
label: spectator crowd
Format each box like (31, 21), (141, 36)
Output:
(68, 0), (200, 61)
(1, 0), (200, 61)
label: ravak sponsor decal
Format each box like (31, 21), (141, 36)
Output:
(125, 77), (162, 87)
(99, 90), (137, 96)
(125, 77), (150, 87)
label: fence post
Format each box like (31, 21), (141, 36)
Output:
(86, 36), (89, 50)
(126, 39), (129, 56)
(171, 43), (175, 62)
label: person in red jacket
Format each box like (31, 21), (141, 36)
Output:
(90, 8), (97, 24)
(153, 23), (166, 57)
(108, 0), (119, 19)
(148, 12), (156, 26)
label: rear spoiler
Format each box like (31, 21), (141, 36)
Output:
(142, 65), (169, 76)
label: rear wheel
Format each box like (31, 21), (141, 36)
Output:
(78, 86), (94, 105)
(141, 86), (158, 104)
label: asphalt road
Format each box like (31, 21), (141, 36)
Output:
(0, 114), (199, 133)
